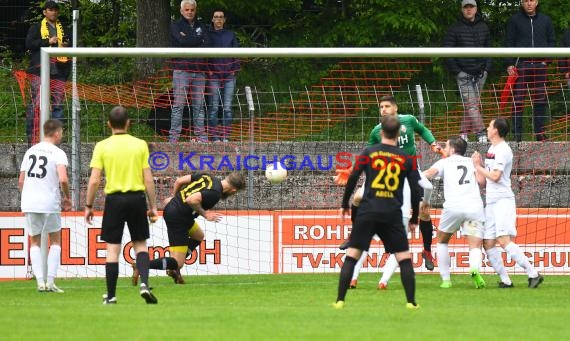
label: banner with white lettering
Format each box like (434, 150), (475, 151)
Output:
(273, 209), (570, 274)
(1, 209), (568, 279)
(0, 213), (274, 279)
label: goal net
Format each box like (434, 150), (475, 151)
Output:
(1, 47), (569, 280)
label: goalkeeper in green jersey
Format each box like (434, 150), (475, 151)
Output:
(337, 95), (443, 289)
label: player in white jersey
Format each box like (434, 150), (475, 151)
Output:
(19, 119), (71, 292)
(423, 137), (485, 289)
(472, 118), (543, 288)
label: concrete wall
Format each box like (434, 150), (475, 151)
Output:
(2, 141), (568, 211)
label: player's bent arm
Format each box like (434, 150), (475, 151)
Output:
(341, 165), (363, 208)
(474, 169), (486, 187)
(18, 171), (25, 192)
(84, 168), (102, 224)
(471, 152), (486, 187)
(143, 168), (157, 212)
(172, 174), (193, 197)
(418, 171), (434, 205)
(423, 167), (439, 180)
(85, 168), (102, 207)
(186, 192), (207, 217)
(412, 117), (436, 145)
(57, 164), (71, 200)
(475, 165), (502, 183)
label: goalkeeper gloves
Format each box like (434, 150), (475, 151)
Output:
(431, 142), (445, 158)
(334, 167), (352, 186)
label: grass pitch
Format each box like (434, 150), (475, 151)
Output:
(1, 273), (568, 340)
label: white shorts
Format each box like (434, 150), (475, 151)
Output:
(25, 213), (61, 237)
(483, 198), (516, 240)
(439, 206), (484, 238)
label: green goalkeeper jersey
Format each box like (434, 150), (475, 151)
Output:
(367, 114), (436, 156)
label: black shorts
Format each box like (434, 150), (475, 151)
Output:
(163, 200), (194, 247)
(101, 191), (149, 244)
(349, 214), (409, 254)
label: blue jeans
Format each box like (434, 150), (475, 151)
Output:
(207, 74), (236, 140)
(26, 74), (66, 143)
(170, 70), (206, 142)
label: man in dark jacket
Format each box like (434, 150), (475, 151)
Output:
(169, 0), (211, 143)
(505, 0), (555, 142)
(206, 9), (240, 142)
(25, 1), (71, 145)
(443, 0), (491, 143)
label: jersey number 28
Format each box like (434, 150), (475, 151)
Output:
(371, 159), (401, 191)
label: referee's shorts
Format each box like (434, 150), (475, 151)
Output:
(101, 191), (149, 244)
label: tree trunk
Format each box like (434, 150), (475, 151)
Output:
(111, 0), (120, 47)
(135, 0), (170, 79)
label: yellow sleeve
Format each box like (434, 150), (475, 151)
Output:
(141, 139), (150, 169)
(89, 141), (103, 169)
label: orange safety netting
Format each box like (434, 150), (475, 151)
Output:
(13, 59), (570, 143)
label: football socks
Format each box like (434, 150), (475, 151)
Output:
(105, 262), (119, 300)
(419, 219), (433, 252)
(149, 257), (179, 270)
(399, 258), (416, 306)
(336, 256), (357, 302)
(136, 251), (150, 286)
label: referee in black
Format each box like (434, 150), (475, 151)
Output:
(85, 106), (158, 304)
(334, 114), (422, 310)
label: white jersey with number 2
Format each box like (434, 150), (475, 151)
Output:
(431, 154), (483, 209)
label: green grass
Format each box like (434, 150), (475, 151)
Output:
(1, 273), (568, 340)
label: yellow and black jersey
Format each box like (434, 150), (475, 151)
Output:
(342, 143), (421, 224)
(170, 173), (223, 218)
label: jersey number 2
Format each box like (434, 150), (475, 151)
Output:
(457, 165), (469, 185)
(27, 155), (48, 178)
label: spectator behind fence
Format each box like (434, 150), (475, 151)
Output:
(207, 8), (240, 142)
(442, 0), (491, 143)
(504, 0), (555, 142)
(25, 1), (71, 145)
(169, 0), (211, 143)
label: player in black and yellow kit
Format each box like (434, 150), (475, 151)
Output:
(135, 172), (245, 284)
(333, 114), (422, 310)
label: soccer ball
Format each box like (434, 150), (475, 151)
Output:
(265, 163), (287, 184)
